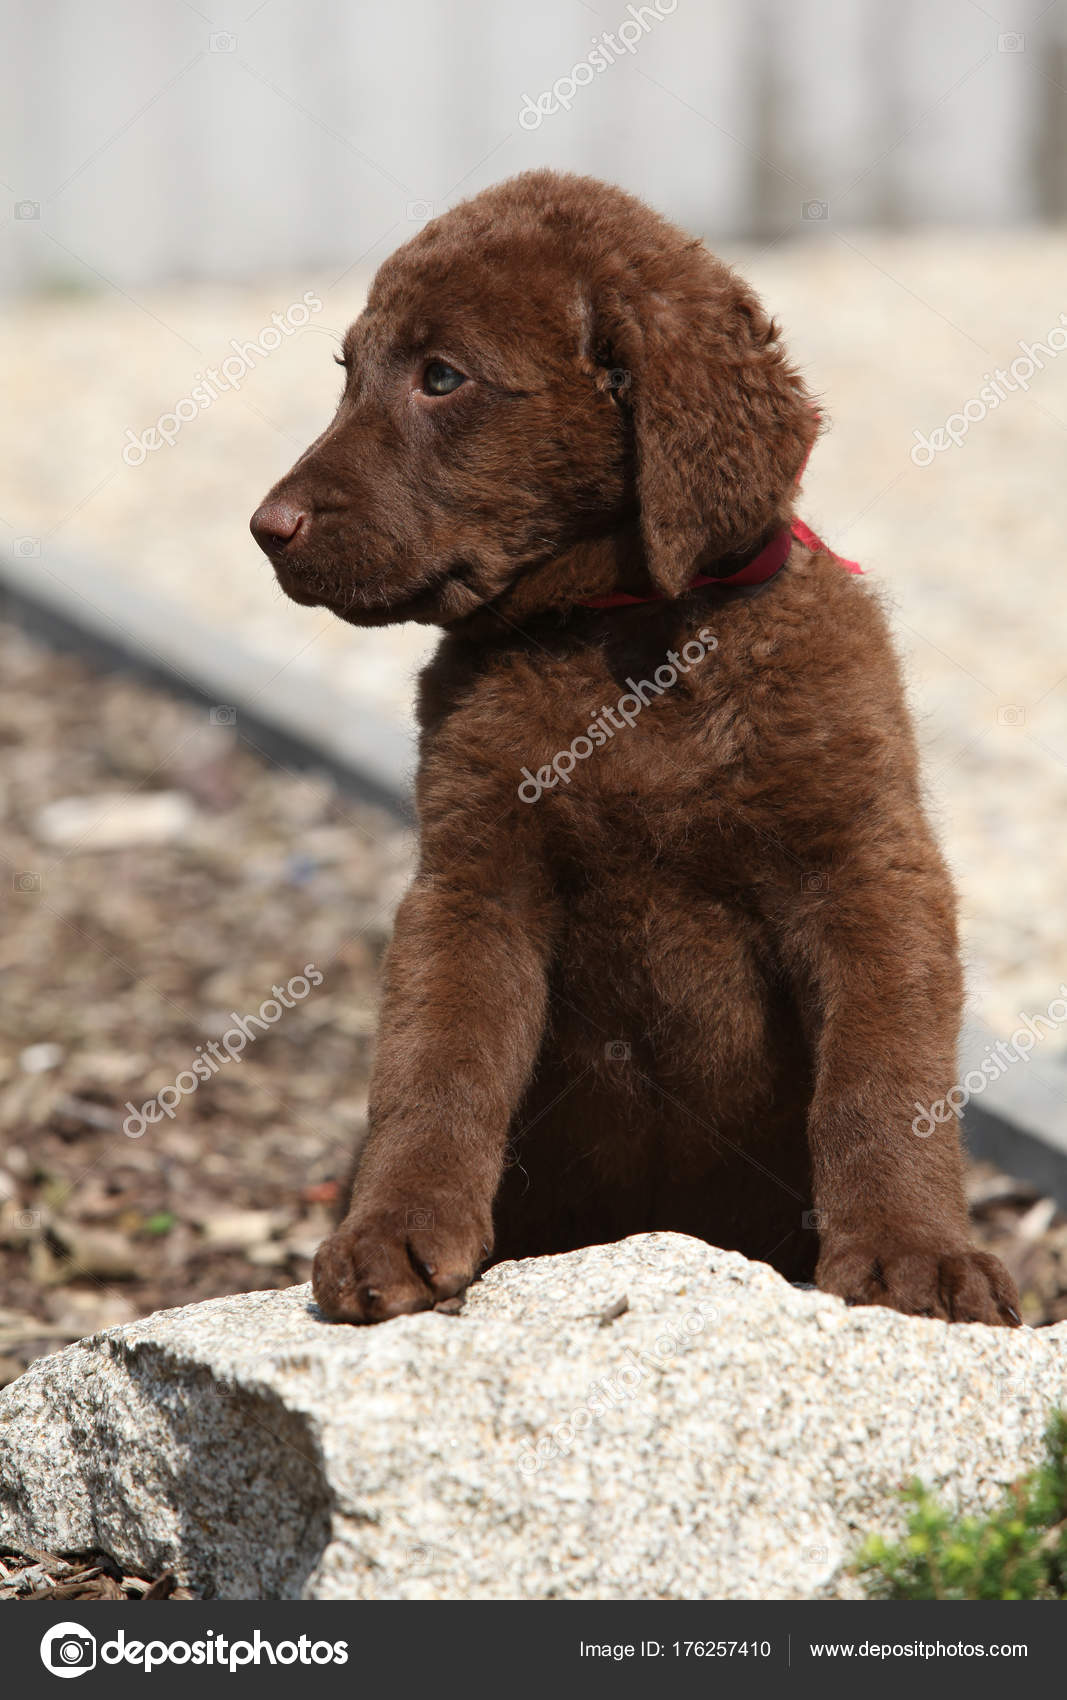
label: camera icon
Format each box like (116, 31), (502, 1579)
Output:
(14, 200), (40, 220)
(405, 1206), (436, 1229)
(13, 871), (42, 894)
(40, 1622), (97, 1676)
(801, 871), (828, 894)
(210, 30), (237, 51)
(406, 200), (434, 221)
(806, 1544), (829, 1563)
(209, 704), (237, 726)
(997, 32), (1025, 52)
(14, 537), (41, 556)
(606, 367), (631, 393)
(14, 1209), (42, 1232)
(996, 703), (1025, 726)
(605, 1041), (631, 1062)
(802, 200), (829, 221)
(802, 1209), (825, 1230)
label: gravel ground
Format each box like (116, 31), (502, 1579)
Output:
(0, 612), (1066, 1426)
(1, 234), (1065, 1044)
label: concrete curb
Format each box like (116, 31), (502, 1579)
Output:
(960, 1021), (1067, 1207)
(0, 544), (412, 818)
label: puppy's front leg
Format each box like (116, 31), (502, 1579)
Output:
(793, 844), (1020, 1326)
(313, 817), (553, 1322)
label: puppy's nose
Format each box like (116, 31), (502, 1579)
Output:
(250, 499), (307, 553)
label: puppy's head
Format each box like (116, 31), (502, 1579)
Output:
(251, 171), (816, 626)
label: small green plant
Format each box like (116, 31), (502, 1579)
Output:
(855, 1412), (1067, 1599)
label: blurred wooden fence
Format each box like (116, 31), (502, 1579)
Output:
(2, 0), (1066, 292)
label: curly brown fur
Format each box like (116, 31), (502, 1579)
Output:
(252, 170), (1019, 1329)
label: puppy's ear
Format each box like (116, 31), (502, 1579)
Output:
(596, 261), (817, 597)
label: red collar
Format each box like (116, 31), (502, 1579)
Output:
(577, 518), (860, 610)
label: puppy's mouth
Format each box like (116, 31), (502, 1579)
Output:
(272, 552), (485, 628)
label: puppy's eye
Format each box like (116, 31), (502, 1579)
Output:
(422, 360), (467, 396)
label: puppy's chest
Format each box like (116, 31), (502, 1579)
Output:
(508, 645), (759, 801)
(433, 635), (779, 848)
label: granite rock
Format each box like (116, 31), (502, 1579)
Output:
(1, 1232), (1064, 1599)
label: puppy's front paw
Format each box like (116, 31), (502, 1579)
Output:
(816, 1238), (1020, 1326)
(312, 1202), (490, 1323)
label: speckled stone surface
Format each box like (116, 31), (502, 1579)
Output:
(1, 1232), (1066, 1599)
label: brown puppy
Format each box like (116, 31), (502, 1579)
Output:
(251, 170), (1019, 1328)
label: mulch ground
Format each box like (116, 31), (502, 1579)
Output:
(0, 614), (411, 1392)
(0, 613), (1065, 1600)
(0, 1548), (195, 1601)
